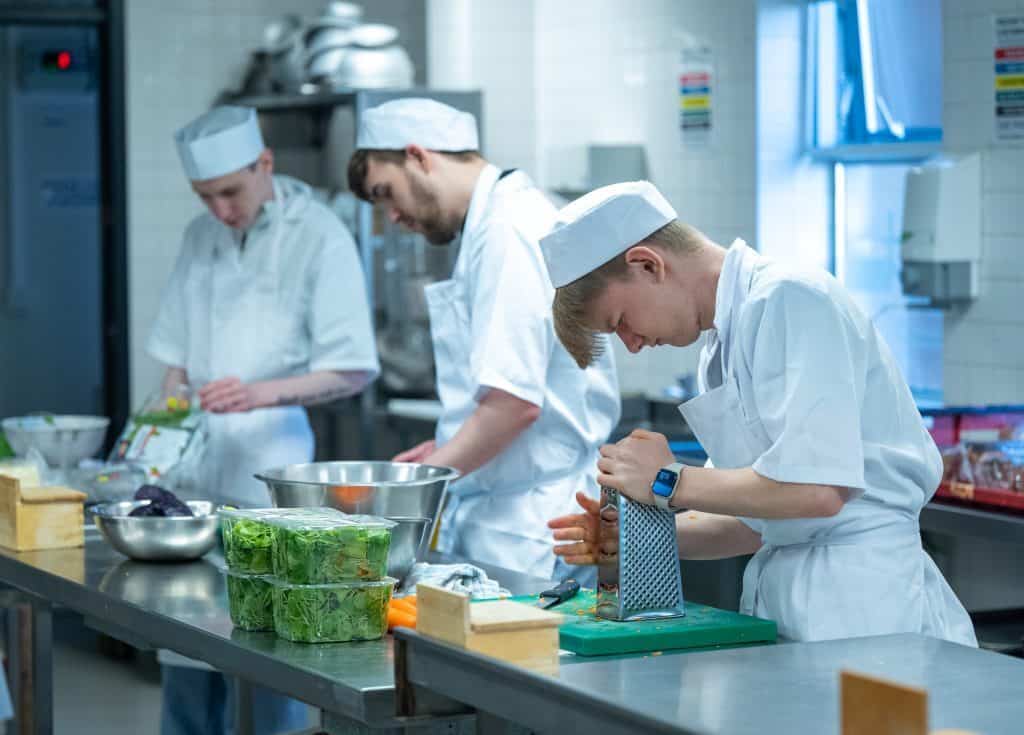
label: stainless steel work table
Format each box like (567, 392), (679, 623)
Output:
(395, 629), (1024, 735)
(0, 528), (552, 734)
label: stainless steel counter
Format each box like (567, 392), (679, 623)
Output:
(0, 527), (552, 734)
(920, 499), (1024, 544)
(396, 629), (1024, 735)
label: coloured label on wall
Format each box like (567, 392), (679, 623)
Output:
(995, 15), (1024, 141)
(679, 45), (713, 148)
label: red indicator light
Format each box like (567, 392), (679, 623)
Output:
(57, 51), (72, 70)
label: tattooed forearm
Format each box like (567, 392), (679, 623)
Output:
(276, 385), (355, 407)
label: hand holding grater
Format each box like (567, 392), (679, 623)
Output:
(597, 486), (686, 622)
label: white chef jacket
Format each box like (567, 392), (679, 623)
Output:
(147, 175), (379, 508)
(679, 239), (976, 645)
(427, 164), (621, 579)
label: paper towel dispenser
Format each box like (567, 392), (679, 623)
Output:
(900, 154), (981, 305)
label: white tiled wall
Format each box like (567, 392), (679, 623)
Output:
(125, 0), (425, 406)
(427, 0), (758, 396)
(942, 0), (1024, 405)
(757, 0), (832, 271)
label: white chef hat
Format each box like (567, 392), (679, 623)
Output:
(174, 106), (265, 181)
(540, 181), (678, 288)
(356, 98), (479, 151)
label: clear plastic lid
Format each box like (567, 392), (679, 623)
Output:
(220, 507), (342, 525)
(263, 510), (397, 532)
(219, 507), (298, 523)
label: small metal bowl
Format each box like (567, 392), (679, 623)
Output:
(92, 501), (220, 562)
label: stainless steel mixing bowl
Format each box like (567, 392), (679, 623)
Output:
(254, 461), (458, 581)
(385, 517), (432, 581)
(92, 500), (220, 562)
(255, 461), (458, 517)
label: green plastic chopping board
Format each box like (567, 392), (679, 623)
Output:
(497, 590), (777, 657)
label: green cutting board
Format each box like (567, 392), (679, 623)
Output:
(495, 590), (777, 657)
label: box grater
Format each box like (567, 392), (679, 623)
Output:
(596, 486), (686, 622)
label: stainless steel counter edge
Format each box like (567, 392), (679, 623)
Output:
(0, 550), (403, 724)
(394, 629), (1024, 735)
(394, 630), (699, 735)
(920, 501), (1024, 544)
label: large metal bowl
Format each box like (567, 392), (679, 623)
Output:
(255, 461), (457, 581)
(255, 461), (458, 517)
(92, 500), (220, 562)
(385, 517), (432, 581)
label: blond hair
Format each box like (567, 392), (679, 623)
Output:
(552, 220), (704, 368)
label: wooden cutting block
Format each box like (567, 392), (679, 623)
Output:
(0, 474), (85, 551)
(840, 670), (980, 735)
(416, 583), (563, 676)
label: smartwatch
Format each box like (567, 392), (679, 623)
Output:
(651, 462), (684, 510)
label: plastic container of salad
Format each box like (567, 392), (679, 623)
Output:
(268, 512), (396, 584)
(226, 570), (275, 632)
(219, 508), (299, 574)
(271, 576), (396, 643)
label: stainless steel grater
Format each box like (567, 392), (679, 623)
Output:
(596, 486), (686, 622)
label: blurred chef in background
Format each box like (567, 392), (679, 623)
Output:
(148, 105), (380, 735)
(347, 99), (620, 581)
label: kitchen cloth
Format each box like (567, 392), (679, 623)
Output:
(399, 562), (510, 599)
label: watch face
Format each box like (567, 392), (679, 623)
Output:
(652, 469), (677, 497)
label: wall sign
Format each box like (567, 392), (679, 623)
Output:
(995, 14), (1024, 141)
(679, 44), (713, 148)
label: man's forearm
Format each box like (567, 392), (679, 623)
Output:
(425, 388), (540, 475)
(674, 466), (848, 519)
(265, 370), (374, 407)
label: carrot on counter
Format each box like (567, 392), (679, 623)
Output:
(390, 596), (417, 614)
(387, 607), (417, 631)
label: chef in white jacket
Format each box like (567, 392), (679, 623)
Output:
(346, 99), (620, 580)
(148, 106), (379, 735)
(544, 181), (976, 645)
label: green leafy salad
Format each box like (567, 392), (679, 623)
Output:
(220, 509), (292, 574)
(271, 577), (395, 643)
(226, 572), (275, 631)
(269, 514), (395, 584)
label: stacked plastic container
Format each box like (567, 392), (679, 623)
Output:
(220, 507), (397, 642)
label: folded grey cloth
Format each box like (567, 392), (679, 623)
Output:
(399, 562), (510, 599)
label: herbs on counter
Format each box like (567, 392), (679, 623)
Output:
(226, 572), (275, 632)
(271, 577), (395, 643)
(220, 509), (285, 574)
(270, 514), (396, 585)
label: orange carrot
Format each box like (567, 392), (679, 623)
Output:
(388, 608), (417, 630)
(391, 597), (417, 614)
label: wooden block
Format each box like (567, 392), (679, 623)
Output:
(0, 475), (85, 551)
(0, 461), (41, 487)
(417, 584), (562, 675)
(841, 670), (928, 735)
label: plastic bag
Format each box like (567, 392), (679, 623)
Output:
(0, 447), (51, 486)
(107, 384), (208, 498)
(71, 460), (148, 504)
